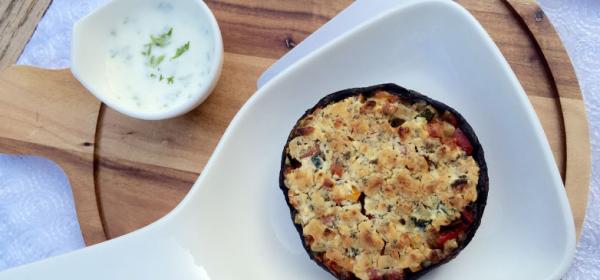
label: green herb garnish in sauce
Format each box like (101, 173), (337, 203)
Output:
(148, 54), (165, 68)
(171, 41), (190, 60)
(150, 27), (173, 47)
(141, 44), (152, 56)
(142, 27), (189, 85)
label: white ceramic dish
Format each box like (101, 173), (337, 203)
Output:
(1, 0), (574, 279)
(71, 0), (224, 120)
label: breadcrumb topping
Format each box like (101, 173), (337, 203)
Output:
(283, 91), (479, 279)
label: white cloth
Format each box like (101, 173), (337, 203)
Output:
(0, 156), (84, 270)
(4, 0), (599, 278)
(540, 1), (600, 278)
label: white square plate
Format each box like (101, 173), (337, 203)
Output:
(0, 0), (574, 279)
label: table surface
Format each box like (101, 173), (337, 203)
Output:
(0, 0), (599, 279)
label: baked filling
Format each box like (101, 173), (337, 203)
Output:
(282, 90), (480, 280)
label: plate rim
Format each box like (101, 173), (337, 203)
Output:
(187, 0), (576, 278)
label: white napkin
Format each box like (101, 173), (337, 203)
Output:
(0, 156), (84, 270)
(5, 0), (599, 278)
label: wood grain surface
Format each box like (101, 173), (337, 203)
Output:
(0, 66), (106, 245)
(0, 0), (590, 243)
(0, 0), (52, 69)
(95, 53), (274, 238)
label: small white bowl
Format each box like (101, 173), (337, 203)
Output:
(71, 0), (223, 120)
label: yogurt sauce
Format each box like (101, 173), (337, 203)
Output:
(105, 1), (215, 113)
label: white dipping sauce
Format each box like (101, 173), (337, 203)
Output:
(104, 1), (215, 113)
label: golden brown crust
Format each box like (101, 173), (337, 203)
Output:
(279, 84), (488, 280)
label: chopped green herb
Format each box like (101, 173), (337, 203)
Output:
(150, 27), (173, 47)
(141, 27), (181, 84)
(150, 36), (165, 47)
(410, 217), (431, 229)
(348, 247), (360, 257)
(418, 108), (435, 122)
(148, 55), (165, 68)
(311, 156), (323, 169)
(141, 44), (152, 56)
(171, 41), (190, 60)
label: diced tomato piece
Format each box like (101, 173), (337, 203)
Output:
(453, 128), (473, 155)
(427, 122), (443, 138)
(296, 126), (315, 136)
(322, 178), (334, 188)
(331, 162), (344, 177)
(462, 209), (474, 224)
(301, 147), (319, 158)
(436, 228), (461, 247)
(442, 112), (458, 127)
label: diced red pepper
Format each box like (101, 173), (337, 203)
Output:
(437, 209), (474, 247)
(453, 128), (473, 155)
(436, 228), (461, 247)
(462, 209), (474, 224)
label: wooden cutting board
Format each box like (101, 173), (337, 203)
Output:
(0, 0), (590, 246)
